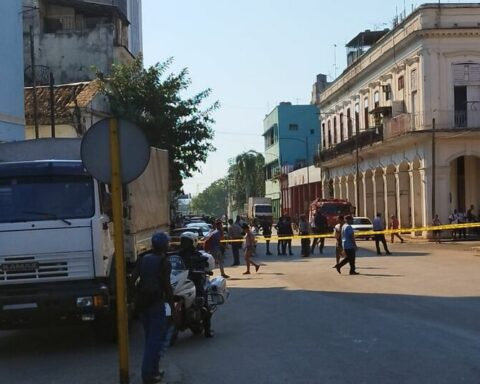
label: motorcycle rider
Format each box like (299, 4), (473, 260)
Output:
(178, 231), (214, 338)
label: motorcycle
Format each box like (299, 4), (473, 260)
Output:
(167, 250), (228, 344)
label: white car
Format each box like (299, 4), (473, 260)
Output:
(351, 217), (373, 239)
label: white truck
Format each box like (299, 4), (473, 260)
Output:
(247, 197), (273, 226)
(0, 138), (169, 333)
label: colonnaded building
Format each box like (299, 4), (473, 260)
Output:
(315, 3), (480, 236)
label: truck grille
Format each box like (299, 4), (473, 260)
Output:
(0, 253), (93, 283)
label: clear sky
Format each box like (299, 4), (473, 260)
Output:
(142, 0), (426, 195)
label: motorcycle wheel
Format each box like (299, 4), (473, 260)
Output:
(189, 324), (204, 335)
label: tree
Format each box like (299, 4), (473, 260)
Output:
(228, 151), (265, 211)
(190, 178), (228, 217)
(97, 56), (219, 190)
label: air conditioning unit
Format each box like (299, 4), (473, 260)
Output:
(392, 101), (405, 117)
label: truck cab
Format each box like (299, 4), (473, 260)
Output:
(0, 159), (115, 328)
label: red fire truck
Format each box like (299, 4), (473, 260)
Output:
(309, 198), (355, 230)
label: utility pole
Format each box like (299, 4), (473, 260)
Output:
(306, 136), (310, 212)
(49, 72), (56, 137)
(355, 135), (360, 215)
(29, 25), (39, 138)
(432, 118), (436, 218)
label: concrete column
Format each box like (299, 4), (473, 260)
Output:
(408, 164), (416, 229)
(384, 167), (396, 221)
(334, 177), (341, 199)
(435, 165), (450, 223)
(375, 169), (385, 216)
(364, 171), (374, 220)
(347, 175), (355, 206)
(396, 165), (411, 228)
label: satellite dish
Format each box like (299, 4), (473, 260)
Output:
(80, 118), (150, 184)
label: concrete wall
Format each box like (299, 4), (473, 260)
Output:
(39, 25), (114, 84)
(0, 0), (25, 141)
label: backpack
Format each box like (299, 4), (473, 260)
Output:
(134, 254), (167, 313)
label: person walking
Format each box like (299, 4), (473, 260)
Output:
(334, 215), (359, 275)
(242, 223), (261, 274)
(275, 215), (287, 255)
(373, 212), (392, 255)
(311, 208), (328, 254)
(260, 221), (273, 255)
(333, 215), (345, 265)
(205, 220), (229, 278)
(432, 214), (442, 243)
(284, 215), (294, 256)
(449, 209), (459, 240)
(389, 214), (404, 243)
(298, 214), (311, 257)
(133, 232), (174, 384)
(227, 218), (243, 266)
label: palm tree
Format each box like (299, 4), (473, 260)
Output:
(235, 150), (261, 201)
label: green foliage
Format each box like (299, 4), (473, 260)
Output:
(190, 178), (228, 217)
(228, 150), (265, 211)
(96, 56), (219, 191)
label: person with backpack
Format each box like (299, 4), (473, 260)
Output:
(133, 231), (174, 384)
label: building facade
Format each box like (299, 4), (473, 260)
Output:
(317, 3), (480, 236)
(22, 0), (141, 86)
(0, 0), (25, 142)
(263, 102), (320, 219)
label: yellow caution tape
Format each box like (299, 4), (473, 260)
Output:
(211, 222), (480, 244)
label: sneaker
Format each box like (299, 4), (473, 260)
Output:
(349, 271), (360, 275)
(221, 274), (230, 278)
(242, 271), (251, 275)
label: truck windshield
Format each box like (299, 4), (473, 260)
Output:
(255, 205), (272, 214)
(0, 174), (94, 223)
(320, 204), (352, 215)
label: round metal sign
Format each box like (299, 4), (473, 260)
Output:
(80, 118), (150, 184)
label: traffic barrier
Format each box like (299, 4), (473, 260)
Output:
(213, 222), (480, 244)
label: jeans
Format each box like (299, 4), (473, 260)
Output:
(141, 303), (166, 381)
(231, 242), (241, 264)
(337, 248), (356, 273)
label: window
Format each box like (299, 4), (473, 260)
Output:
(322, 123), (326, 149)
(383, 84), (391, 101)
(364, 97), (369, 129)
(411, 69), (417, 91)
(310, 129), (314, 135)
(289, 124), (298, 131)
(354, 103), (360, 134)
(339, 113), (344, 142)
(374, 91), (380, 108)
(398, 75), (405, 90)
(346, 108), (353, 138)
(333, 117), (337, 144)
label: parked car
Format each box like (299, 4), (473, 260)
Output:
(351, 217), (374, 240)
(185, 222), (212, 237)
(169, 227), (206, 251)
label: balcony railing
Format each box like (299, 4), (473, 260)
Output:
(316, 110), (480, 164)
(317, 126), (383, 163)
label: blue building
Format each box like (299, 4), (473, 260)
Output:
(0, 0), (25, 141)
(263, 102), (320, 218)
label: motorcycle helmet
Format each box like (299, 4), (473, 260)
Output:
(151, 231), (170, 251)
(180, 231), (198, 249)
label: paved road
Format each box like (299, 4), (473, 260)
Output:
(1, 238), (479, 383)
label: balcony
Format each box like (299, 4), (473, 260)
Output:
(317, 126), (383, 163)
